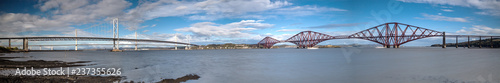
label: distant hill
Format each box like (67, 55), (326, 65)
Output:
(431, 38), (500, 48)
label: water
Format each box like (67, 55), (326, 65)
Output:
(1, 48), (500, 83)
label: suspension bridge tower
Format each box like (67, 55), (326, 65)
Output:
(111, 18), (123, 52)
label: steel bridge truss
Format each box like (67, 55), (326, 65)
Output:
(257, 37), (281, 48)
(349, 22), (443, 48)
(258, 22), (444, 48)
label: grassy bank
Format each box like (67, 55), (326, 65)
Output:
(0, 46), (18, 53)
(431, 38), (500, 48)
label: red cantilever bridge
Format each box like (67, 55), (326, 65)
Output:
(258, 22), (499, 48)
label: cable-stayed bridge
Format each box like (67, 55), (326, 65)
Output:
(0, 18), (197, 51)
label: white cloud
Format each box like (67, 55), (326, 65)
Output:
(398, 0), (500, 9)
(39, 0), (89, 12)
(415, 13), (468, 22)
(277, 5), (347, 11)
(276, 29), (306, 32)
(2, 0), (349, 44)
(256, 33), (294, 40)
(307, 23), (363, 29)
(60, 29), (100, 37)
(120, 0), (345, 28)
(111, 0), (293, 30)
(225, 20), (274, 29)
(125, 0), (292, 22)
(441, 9), (454, 12)
(1, 0), (132, 37)
(456, 25), (500, 35)
(46, 0), (131, 23)
(175, 20), (274, 38)
(270, 34), (294, 40)
(398, 0), (500, 16)
(195, 0), (291, 14)
(0, 13), (73, 37)
(272, 5), (347, 16)
(322, 31), (358, 36)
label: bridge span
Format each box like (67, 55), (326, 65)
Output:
(258, 22), (500, 48)
(0, 37), (198, 51)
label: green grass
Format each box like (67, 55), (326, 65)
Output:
(0, 46), (18, 53)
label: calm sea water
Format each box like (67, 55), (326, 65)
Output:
(2, 47), (500, 83)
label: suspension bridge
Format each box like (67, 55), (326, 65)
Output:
(0, 18), (197, 51)
(258, 22), (500, 48)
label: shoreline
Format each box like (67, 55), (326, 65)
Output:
(0, 54), (124, 82)
(0, 53), (200, 83)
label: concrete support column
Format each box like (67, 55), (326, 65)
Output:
(8, 39), (11, 48)
(22, 38), (28, 51)
(468, 36), (470, 48)
(75, 29), (78, 51)
(442, 32), (446, 48)
(75, 39), (78, 50)
(456, 36), (458, 48)
(134, 31), (138, 51)
(491, 36), (494, 48)
(113, 39), (116, 49)
(479, 36), (482, 48)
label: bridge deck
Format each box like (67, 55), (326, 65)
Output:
(0, 37), (197, 46)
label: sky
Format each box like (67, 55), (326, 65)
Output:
(0, 0), (500, 47)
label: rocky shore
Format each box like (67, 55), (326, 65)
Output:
(0, 53), (200, 83)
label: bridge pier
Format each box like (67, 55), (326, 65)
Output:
(135, 32), (138, 51)
(75, 39), (78, 51)
(8, 39), (11, 48)
(479, 36), (482, 48)
(383, 45), (400, 48)
(75, 29), (78, 51)
(392, 45), (400, 48)
(456, 36), (458, 48)
(111, 39), (123, 52)
(442, 32), (446, 48)
(22, 38), (28, 51)
(491, 36), (494, 48)
(468, 36), (470, 48)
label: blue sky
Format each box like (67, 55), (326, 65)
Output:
(1, 0), (499, 46)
